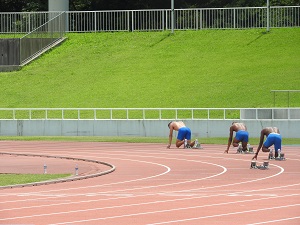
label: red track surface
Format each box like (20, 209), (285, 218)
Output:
(0, 141), (299, 225)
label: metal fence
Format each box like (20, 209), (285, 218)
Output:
(19, 12), (66, 65)
(0, 108), (299, 120)
(0, 6), (299, 33)
(0, 12), (50, 34)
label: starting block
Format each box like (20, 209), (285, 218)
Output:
(236, 148), (254, 154)
(250, 161), (257, 169)
(262, 161), (269, 169)
(236, 144), (254, 154)
(192, 143), (203, 149)
(192, 139), (203, 149)
(247, 144), (254, 153)
(269, 152), (286, 161)
(275, 153), (286, 161)
(268, 151), (274, 160)
(250, 161), (269, 170)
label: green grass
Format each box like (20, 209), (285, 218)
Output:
(1, 28), (299, 108)
(0, 173), (71, 186)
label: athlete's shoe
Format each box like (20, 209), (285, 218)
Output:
(192, 143), (203, 149)
(184, 139), (187, 148)
(236, 144), (243, 153)
(185, 144), (192, 149)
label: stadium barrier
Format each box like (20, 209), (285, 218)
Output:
(0, 108), (298, 120)
(0, 108), (299, 138)
(0, 119), (299, 138)
(0, 6), (299, 33)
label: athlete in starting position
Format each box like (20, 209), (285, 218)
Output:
(167, 121), (195, 149)
(225, 122), (249, 153)
(252, 127), (282, 160)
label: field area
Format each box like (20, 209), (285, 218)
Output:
(0, 28), (300, 108)
(0, 29), (299, 195)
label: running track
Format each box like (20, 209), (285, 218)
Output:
(0, 141), (299, 225)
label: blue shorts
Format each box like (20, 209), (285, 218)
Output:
(264, 133), (282, 152)
(235, 130), (249, 142)
(177, 127), (191, 141)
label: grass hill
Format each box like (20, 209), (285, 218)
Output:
(1, 28), (299, 108)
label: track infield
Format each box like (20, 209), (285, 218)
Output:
(0, 141), (299, 225)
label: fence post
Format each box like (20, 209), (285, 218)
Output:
(94, 11), (97, 32)
(267, 0), (270, 31)
(233, 8), (236, 29)
(162, 10), (165, 31)
(131, 11), (134, 31)
(196, 9), (199, 30)
(171, 0), (174, 33)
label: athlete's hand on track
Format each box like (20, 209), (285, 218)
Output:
(252, 154), (258, 160)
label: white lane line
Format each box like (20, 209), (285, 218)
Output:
(0, 158), (287, 209)
(1, 182), (299, 215)
(1, 184), (299, 214)
(1, 193), (299, 223)
(147, 204), (300, 225)
(0, 157), (227, 200)
(0, 148), (286, 196)
(0, 147), (296, 217)
(1, 151), (282, 198)
(247, 216), (300, 225)
(52, 197), (300, 225)
(1, 145), (298, 224)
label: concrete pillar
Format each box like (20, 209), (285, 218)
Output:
(49, 0), (69, 12)
(48, 0), (69, 31)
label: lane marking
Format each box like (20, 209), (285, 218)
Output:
(247, 216), (300, 225)
(147, 204), (300, 225)
(1, 193), (299, 222)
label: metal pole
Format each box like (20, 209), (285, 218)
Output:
(171, 0), (174, 33)
(267, 0), (270, 32)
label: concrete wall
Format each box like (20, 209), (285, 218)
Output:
(20, 38), (58, 63)
(0, 119), (299, 138)
(0, 38), (60, 72)
(0, 39), (20, 66)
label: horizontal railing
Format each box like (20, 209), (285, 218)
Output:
(0, 108), (299, 120)
(0, 6), (299, 33)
